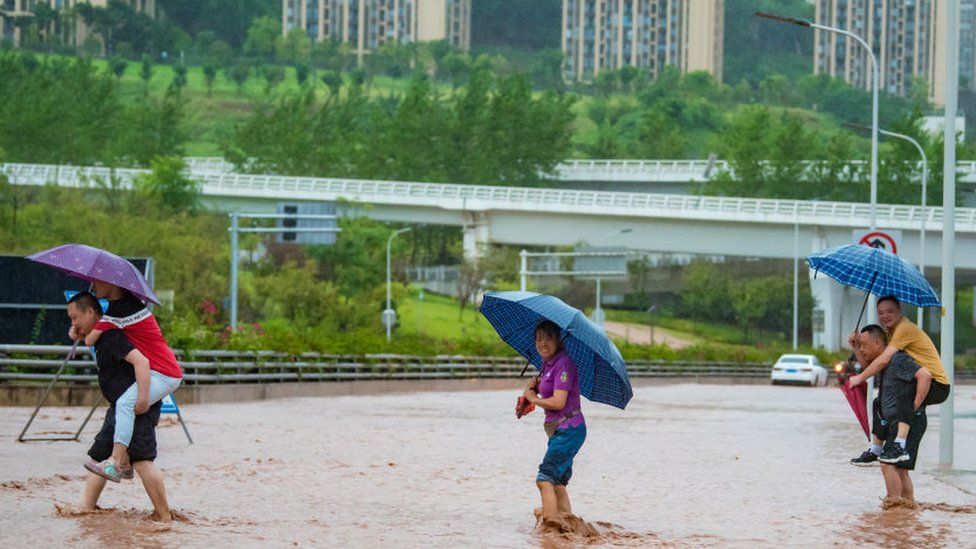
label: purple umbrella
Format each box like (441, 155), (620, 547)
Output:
(26, 244), (159, 305)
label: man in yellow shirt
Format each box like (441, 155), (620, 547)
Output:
(849, 296), (951, 465)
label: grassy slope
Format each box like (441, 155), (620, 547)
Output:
(73, 55), (859, 161)
(84, 57), (452, 156)
(397, 287), (500, 341)
(396, 288), (825, 363)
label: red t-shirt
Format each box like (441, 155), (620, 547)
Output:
(95, 294), (183, 379)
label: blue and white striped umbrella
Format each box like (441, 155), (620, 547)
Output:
(807, 244), (941, 307)
(479, 291), (633, 410)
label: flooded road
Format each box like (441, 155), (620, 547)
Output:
(1, 383), (974, 547)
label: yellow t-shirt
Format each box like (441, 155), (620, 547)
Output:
(888, 318), (949, 385)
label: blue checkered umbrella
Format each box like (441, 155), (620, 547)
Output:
(807, 244), (941, 308)
(479, 291), (633, 410)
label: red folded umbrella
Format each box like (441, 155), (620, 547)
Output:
(515, 396), (536, 419)
(840, 379), (869, 439)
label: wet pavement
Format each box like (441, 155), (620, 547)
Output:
(1, 383), (974, 547)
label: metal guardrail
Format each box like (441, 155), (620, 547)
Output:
(553, 159), (725, 182)
(183, 157), (976, 184)
(0, 345), (773, 384)
(5, 162), (976, 232)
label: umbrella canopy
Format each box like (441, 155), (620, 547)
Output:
(479, 291), (633, 410)
(839, 379), (870, 440)
(807, 244), (940, 308)
(26, 244), (159, 305)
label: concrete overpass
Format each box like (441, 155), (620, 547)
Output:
(183, 156), (976, 200)
(5, 161), (976, 351)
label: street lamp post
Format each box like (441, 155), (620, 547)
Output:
(881, 129), (929, 328)
(756, 12), (879, 230)
(757, 8), (881, 436)
(592, 228), (633, 328)
(385, 227), (412, 343)
(940, 0), (960, 469)
(845, 123), (930, 327)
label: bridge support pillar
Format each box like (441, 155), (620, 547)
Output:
(811, 273), (845, 351)
(462, 212), (489, 261)
(811, 275), (873, 352)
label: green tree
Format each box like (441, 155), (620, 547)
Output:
(203, 63), (218, 96)
(0, 147), (17, 234)
(680, 262), (733, 324)
(295, 63), (309, 87)
(593, 70), (619, 96)
(171, 62), (188, 90)
(251, 261), (342, 327)
(319, 70), (343, 96)
(208, 39), (234, 67)
(590, 120), (622, 158)
(261, 64), (285, 94)
(532, 48), (564, 90)
(637, 107), (687, 158)
(0, 52), (126, 165)
(243, 15), (278, 60)
(139, 53), (153, 93)
(730, 279), (770, 341)
(75, 0), (158, 56)
(134, 156), (200, 212)
(275, 27), (311, 65)
(439, 51), (471, 89)
(306, 217), (400, 298)
(119, 88), (186, 165)
(228, 63), (249, 94)
(158, 0), (277, 50)
(379, 75), (452, 181)
(109, 56), (128, 79)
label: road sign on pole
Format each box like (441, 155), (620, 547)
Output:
(229, 212), (341, 330)
(853, 229), (902, 255)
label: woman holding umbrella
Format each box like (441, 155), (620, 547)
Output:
(522, 319), (586, 523)
(480, 291), (632, 525)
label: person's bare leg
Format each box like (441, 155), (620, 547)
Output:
(133, 461), (171, 521)
(80, 471), (107, 511)
(554, 485), (572, 515)
(110, 443), (131, 468)
(881, 464), (903, 501)
(898, 469), (914, 504)
(536, 481), (559, 521)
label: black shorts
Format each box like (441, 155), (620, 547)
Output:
(885, 409), (927, 471)
(87, 401), (161, 463)
(871, 397), (887, 441)
(923, 380), (951, 407)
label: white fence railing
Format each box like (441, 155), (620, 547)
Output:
(5, 162), (976, 231)
(183, 156), (976, 183)
(0, 345), (777, 383)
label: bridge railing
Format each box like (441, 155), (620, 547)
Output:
(5, 162), (976, 231)
(181, 157), (976, 183)
(0, 345), (775, 383)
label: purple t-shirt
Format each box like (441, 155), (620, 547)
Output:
(538, 351), (584, 429)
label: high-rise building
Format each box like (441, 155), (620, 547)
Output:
(1, 1), (29, 47)
(561, 0), (724, 83)
(282, 0), (471, 63)
(1, 0), (159, 51)
(814, 0), (976, 105)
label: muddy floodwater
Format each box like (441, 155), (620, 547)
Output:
(1, 383), (974, 547)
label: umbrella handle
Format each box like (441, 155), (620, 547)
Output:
(853, 271), (879, 334)
(520, 361), (530, 377)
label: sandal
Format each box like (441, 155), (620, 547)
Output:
(84, 460), (121, 483)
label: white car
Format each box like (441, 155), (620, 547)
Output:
(770, 354), (829, 386)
